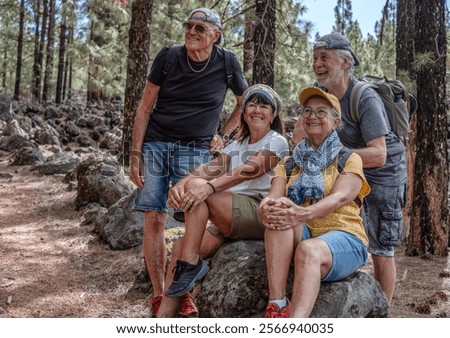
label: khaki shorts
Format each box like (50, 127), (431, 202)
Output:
(206, 193), (265, 240)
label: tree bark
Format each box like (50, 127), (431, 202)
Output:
(120, 0), (152, 167)
(35, 0), (48, 102)
(31, 0), (41, 100)
(14, 0), (25, 100)
(55, 0), (66, 104)
(396, 0), (417, 244)
(244, 13), (256, 86)
(252, 0), (276, 87)
(42, 0), (55, 102)
(407, 0), (448, 256)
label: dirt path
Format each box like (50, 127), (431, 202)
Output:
(0, 163), (147, 318)
(1, 161), (449, 318)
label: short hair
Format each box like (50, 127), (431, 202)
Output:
(334, 49), (355, 73)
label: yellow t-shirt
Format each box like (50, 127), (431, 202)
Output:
(274, 153), (370, 246)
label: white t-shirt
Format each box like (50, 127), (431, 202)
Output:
(222, 130), (289, 197)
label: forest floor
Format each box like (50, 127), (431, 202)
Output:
(1, 160), (450, 319)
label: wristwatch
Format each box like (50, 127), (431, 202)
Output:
(217, 131), (230, 142)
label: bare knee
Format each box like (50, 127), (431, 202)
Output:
(144, 211), (166, 235)
(294, 241), (321, 267)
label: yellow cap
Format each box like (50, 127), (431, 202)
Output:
(299, 86), (341, 116)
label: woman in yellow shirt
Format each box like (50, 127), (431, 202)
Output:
(258, 86), (370, 318)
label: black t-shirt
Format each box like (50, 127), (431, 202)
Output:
(145, 45), (248, 146)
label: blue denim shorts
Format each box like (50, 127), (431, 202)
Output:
(302, 225), (368, 282)
(362, 183), (406, 257)
(134, 141), (210, 212)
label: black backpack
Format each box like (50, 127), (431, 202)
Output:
(162, 44), (235, 87)
(284, 146), (362, 207)
(350, 75), (418, 144)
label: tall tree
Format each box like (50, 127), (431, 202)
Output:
(34, 0), (49, 102)
(31, 0), (42, 100)
(42, 0), (56, 102)
(55, 0), (67, 104)
(407, 0), (448, 256)
(243, 7), (257, 85)
(333, 0), (353, 35)
(396, 0), (417, 243)
(14, 0), (25, 100)
(252, 0), (276, 86)
(121, 0), (152, 167)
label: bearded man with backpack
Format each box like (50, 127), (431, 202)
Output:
(311, 33), (407, 305)
(129, 8), (248, 317)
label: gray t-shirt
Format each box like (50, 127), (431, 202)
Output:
(337, 77), (407, 186)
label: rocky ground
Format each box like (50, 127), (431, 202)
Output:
(1, 160), (449, 319)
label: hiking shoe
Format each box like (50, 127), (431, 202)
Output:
(265, 301), (290, 318)
(165, 259), (209, 297)
(178, 292), (199, 318)
(146, 295), (162, 318)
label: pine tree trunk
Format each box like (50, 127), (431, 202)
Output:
(67, 24), (74, 100)
(244, 15), (256, 85)
(31, 0), (41, 100)
(120, 0), (152, 167)
(14, 0), (25, 100)
(55, 0), (66, 104)
(407, 0), (448, 256)
(252, 0), (276, 87)
(42, 0), (55, 102)
(2, 49), (7, 91)
(35, 0), (49, 102)
(396, 0), (417, 244)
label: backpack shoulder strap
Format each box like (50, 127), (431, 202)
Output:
(349, 81), (372, 124)
(162, 44), (183, 79)
(337, 146), (353, 174)
(337, 146), (362, 208)
(222, 47), (234, 88)
(284, 156), (295, 181)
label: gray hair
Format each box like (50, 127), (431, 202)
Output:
(334, 49), (355, 73)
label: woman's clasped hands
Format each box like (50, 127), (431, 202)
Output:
(259, 197), (312, 231)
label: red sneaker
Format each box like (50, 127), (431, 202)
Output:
(178, 292), (199, 318)
(265, 301), (290, 318)
(146, 295), (162, 318)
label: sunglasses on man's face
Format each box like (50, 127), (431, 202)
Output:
(182, 21), (215, 34)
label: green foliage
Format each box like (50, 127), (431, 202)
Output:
(0, 0), (410, 106)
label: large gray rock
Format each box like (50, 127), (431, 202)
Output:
(75, 155), (132, 209)
(10, 144), (45, 165)
(197, 240), (388, 318)
(93, 189), (186, 250)
(94, 190), (144, 249)
(37, 151), (79, 175)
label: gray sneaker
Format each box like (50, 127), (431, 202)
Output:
(165, 259), (209, 298)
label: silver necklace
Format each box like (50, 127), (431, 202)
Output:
(186, 53), (211, 73)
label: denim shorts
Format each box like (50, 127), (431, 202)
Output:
(302, 225), (368, 282)
(134, 141), (210, 212)
(362, 183), (405, 257)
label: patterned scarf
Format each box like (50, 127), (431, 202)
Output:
(287, 130), (342, 205)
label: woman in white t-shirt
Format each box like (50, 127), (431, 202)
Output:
(158, 84), (289, 317)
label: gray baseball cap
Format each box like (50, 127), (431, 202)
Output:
(313, 33), (360, 66)
(188, 8), (223, 45)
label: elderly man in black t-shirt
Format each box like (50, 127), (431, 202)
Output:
(129, 7), (248, 317)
